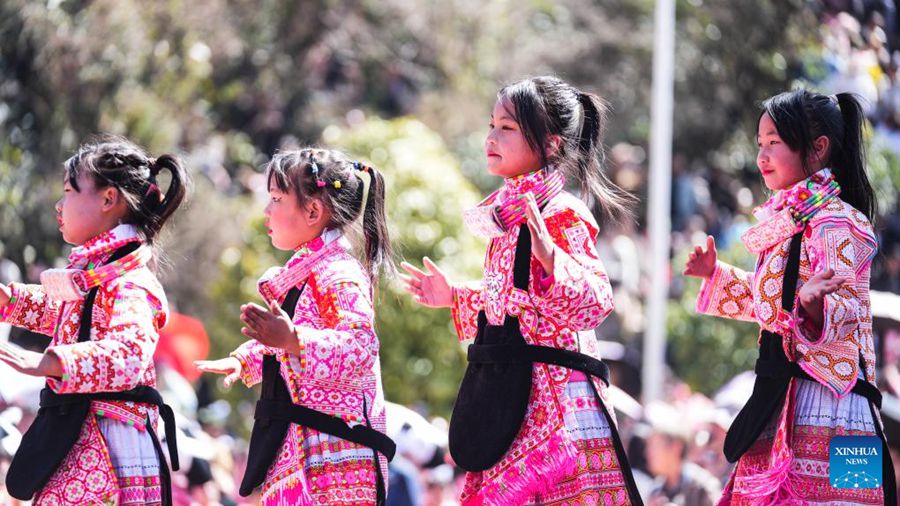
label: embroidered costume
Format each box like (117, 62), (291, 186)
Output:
(229, 230), (390, 505)
(1, 224), (173, 506)
(451, 169), (640, 506)
(696, 169), (894, 505)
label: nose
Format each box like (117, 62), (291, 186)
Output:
(485, 130), (497, 148)
(756, 149), (767, 168)
(55, 198), (63, 213)
(263, 202), (272, 217)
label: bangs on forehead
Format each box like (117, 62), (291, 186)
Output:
(496, 82), (544, 153)
(265, 159), (293, 193)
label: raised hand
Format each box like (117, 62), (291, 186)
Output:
(798, 268), (847, 330)
(523, 192), (555, 275)
(400, 257), (453, 308)
(683, 236), (717, 279)
(194, 357), (243, 388)
(240, 301), (300, 354)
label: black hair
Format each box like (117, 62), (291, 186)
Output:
(497, 75), (634, 223)
(760, 90), (877, 222)
(65, 135), (189, 244)
(266, 148), (393, 281)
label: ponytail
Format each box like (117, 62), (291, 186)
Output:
(571, 91), (634, 224)
(140, 154), (189, 243)
(833, 93), (877, 222)
(360, 166), (394, 283)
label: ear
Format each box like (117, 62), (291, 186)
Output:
(544, 135), (563, 159)
(304, 198), (329, 227)
(100, 186), (122, 212)
(811, 135), (830, 165)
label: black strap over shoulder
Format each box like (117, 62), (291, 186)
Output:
(473, 223), (611, 385)
(781, 229), (803, 312)
(78, 241), (141, 343)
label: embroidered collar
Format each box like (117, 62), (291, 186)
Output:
(463, 168), (564, 239)
(741, 168), (840, 253)
(68, 224), (143, 269)
(257, 229), (347, 304)
(497, 168), (553, 201)
(40, 224), (148, 302)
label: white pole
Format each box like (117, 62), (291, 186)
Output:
(643, 0), (675, 403)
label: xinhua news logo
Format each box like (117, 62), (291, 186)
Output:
(829, 436), (882, 489)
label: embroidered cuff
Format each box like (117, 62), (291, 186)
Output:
(45, 345), (81, 394)
(293, 327), (308, 375)
(230, 345), (262, 387)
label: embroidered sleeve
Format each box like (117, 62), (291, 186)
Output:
(530, 208), (613, 331)
(46, 281), (164, 394)
(790, 215), (877, 397)
(0, 283), (60, 336)
(695, 261), (756, 322)
(451, 281), (484, 341)
(295, 274), (379, 380)
(230, 339), (267, 387)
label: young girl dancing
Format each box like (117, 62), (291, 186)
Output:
(0, 136), (187, 505)
(685, 90), (896, 505)
(196, 148), (395, 505)
(401, 76), (643, 505)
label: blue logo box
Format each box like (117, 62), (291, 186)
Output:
(829, 436), (882, 489)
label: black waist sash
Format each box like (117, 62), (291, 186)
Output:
(240, 284), (395, 504)
(5, 242), (180, 505)
(448, 226), (643, 505)
(723, 232), (895, 505)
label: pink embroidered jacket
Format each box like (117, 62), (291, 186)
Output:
(451, 171), (616, 504)
(230, 233), (386, 434)
(0, 226), (166, 428)
(696, 173), (878, 398)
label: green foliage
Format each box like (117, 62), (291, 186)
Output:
(667, 241), (760, 395)
(325, 117), (486, 416)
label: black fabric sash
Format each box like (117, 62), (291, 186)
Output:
(253, 399), (396, 459)
(240, 283), (394, 504)
(6, 242), (179, 505)
(467, 342), (611, 385)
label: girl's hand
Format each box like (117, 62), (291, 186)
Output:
(0, 283), (10, 307)
(0, 342), (62, 377)
(523, 192), (555, 275)
(194, 357), (243, 388)
(798, 268), (847, 331)
(683, 236), (717, 278)
(400, 258), (453, 308)
(240, 301), (301, 355)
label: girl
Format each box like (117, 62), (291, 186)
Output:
(401, 76), (643, 505)
(195, 148), (395, 505)
(0, 136), (188, 505)
(685, 90), (896, 505)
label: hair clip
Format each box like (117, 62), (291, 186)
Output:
(353, 161), (370, 172)
(333, 180), (342, 189)
(310, 157), (326, 187)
